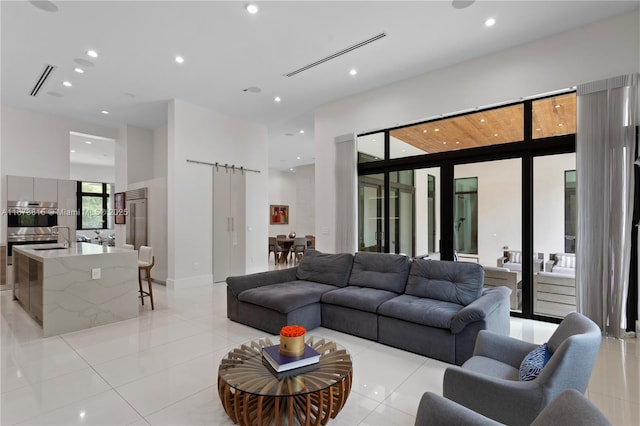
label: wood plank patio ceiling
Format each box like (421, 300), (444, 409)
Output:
(390, 93), (576, 154)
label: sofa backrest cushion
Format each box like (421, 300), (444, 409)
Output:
(296, 249), (354, 287)
(348, 252), (411, 293)
(405, 259), (484, 306)
(555, 253), (576, 268)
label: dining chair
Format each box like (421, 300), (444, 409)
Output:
(138, 245), (155, 310)
(122, 244), (134, 250)
(268, 237), (284, 263)
(292, 237), (307, 263)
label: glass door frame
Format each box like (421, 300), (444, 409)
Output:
(358, 99), (576, 322)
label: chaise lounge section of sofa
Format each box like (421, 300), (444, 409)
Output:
(226, 249), (511, 365)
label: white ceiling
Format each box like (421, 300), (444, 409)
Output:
(2, 1), (638, 171)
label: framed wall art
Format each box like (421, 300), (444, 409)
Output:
(270, 204), (289, 225)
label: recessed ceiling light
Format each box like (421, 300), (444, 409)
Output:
(274, 96), (281, 102)
(372, 139), (376, 142)
(485, 17), (496, 27)
(62, 81), (72, 87)
(456, 141), (460, 144)
(558, 123), (564, 127)
(296, 156), (301, 160)
(401, 149), (406, 153)
(435, 128), (440, 132)
(494, 133), (498, 137)
(70, 149), (76, 153)
(349, 69), (357, 76)
(536, 128), (541, 131)
(554, 104), (561, 108)
(87, 50), (98, 58)
(85, 141), (92, 145)
(480, 118), (486, 123)
(246, 4), (259, 14)
(423, 130), (427, 133)
(443, 141), (447, 145)
(175, 56), (184, 64)
(100, 110), (109, 114)
(74, 67), (84, 74)
(299, 130), (304, 134)
(289, 168), (294, 171)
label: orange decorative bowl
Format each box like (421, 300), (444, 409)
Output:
(279, 325), (306, 357)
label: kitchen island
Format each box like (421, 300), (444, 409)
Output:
(13, 242), (138, 337)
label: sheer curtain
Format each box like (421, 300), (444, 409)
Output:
(576, 74), (638, 338)
(335, 134), (357, 254)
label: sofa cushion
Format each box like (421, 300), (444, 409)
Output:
(321, 286), (399, 313)
(296, 249), (354, 287)
(238, 280), (337, 314)
(347, 252), (411, 293)
(405, 259), (484, 306)
(555, 253), (576, 268)
(378, 294), (463, 329)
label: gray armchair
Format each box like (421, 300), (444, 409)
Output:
(415, 389), (610, 426)
(442, 312), (602, 426)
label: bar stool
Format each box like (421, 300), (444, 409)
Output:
(138, 246), (155, 310)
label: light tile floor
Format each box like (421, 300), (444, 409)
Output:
(1, 281), (638, 425)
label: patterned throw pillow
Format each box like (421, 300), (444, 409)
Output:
(519, 343), (552, 381)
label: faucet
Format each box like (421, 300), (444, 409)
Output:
(52, 226), (72, 248)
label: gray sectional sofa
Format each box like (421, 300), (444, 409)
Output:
(226, 250), (511, 365)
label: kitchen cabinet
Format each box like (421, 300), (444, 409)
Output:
(212, 169), (245, 282)
(7, 175), (34, 201)
(7, 175), (58, 202)
(34, 178), (58, 202)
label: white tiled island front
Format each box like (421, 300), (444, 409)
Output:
(12, 242), (139, 337)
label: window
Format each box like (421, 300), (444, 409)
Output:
(565, 170), (577, 253)
(77, 182), (111, 230)
(454, 177), (478, 255)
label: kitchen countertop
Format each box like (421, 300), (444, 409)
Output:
(12, 242), (134, 261)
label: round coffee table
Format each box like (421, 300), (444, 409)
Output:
(218, 336), (352, 425)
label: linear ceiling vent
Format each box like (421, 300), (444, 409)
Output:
(283, 32), (387, 77)
(30, 64), (56, 96)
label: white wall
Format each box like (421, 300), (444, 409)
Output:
(455, 159), (522, 266)
(268, 169), (296, 236)
(268, 166), (316, 238)
(153, 124), (168, 179)
(167, 99), (268, 288)
(126, 125), (154, 185)
(70, 163), (115, 183)
(295, 164), (315, 238)
(1, 107), (118, 180)
(533, 153), (576, 258)
(314, 10), (640, 252)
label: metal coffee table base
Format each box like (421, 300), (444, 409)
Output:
(218, 370), (352, 425)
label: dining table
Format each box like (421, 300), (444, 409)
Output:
(276, 237), (295, 263)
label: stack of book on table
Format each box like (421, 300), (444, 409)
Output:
(262, 344), (320, 377)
